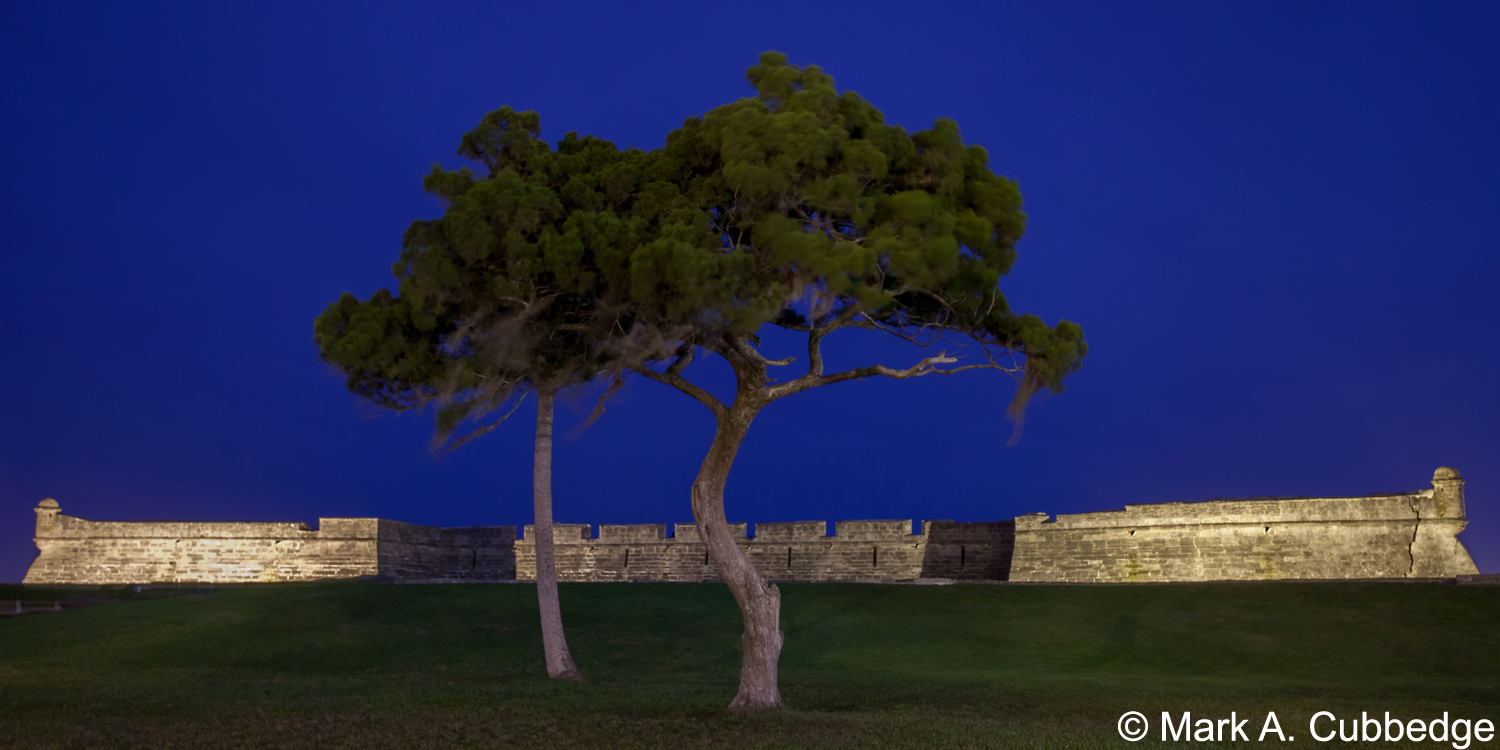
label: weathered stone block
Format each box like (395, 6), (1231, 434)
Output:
(671, 523), (747, 542)
(598, 524), (667, 542)
(519, 524), (591, 544)
(754, 521), (827, 541)
(833, 520), (913, 541)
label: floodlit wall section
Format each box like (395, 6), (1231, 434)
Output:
(511, 520), (1016, 582)
(1008, 469), (1479, 582)
(22, 469), (1478, 584)
(22, 502), (516, 584)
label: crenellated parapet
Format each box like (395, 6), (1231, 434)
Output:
(511, 519), (1010, 582)
(23, 468), (1480, 585)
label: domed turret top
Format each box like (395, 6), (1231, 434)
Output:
(37, 498), (60, 509)
(1433, 467), (1462, 482)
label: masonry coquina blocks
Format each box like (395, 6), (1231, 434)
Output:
(23, 501), (516, 585)
(23, 468), (1479, 585)
(508, 519), (1012, 582)
(1008, 467), (1477, 581)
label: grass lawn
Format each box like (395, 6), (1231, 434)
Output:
(0, 580), (1496, 749)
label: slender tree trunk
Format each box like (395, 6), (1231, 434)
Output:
(694, 401), (783, 710)
(534, 388), (582, 681)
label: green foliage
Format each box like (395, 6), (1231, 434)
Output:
(314, 108), (655, 444)
(314, 52), (1089, 446)
(625, 52), (1086, 393)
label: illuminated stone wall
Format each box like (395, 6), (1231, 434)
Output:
(21, 501), (516, 585)
(511, 520), (1014, 582)
(1008, 468), (1479, 582)
(22, 468), (1479, 584)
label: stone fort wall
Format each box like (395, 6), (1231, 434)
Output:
(22, 468), (1479, 585)
(511, 519), (1014, 582)
(1010, 467), (1477, 582)
(22, 499), (517, 585)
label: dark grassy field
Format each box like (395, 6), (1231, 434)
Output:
(0, 580), (1496, 749)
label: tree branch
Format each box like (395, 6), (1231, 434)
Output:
(633, 362), (727, 418)
(764, 305), (863, 400)
(441, 388), (532, 451)
(564, 372), (627, 441)
(904, 287), (963, 321)
(767, 347), (1019, 402)
(665, 344), (695, 377)
(849, 314), (943, 348)
(725, 334), (795, 367)
(818, 358), (1012, 387)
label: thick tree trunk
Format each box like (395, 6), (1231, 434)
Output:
(534, 389), (582, 681)
(694, 403), (783, 711)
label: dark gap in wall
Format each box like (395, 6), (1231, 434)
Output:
(873, 546), (878, 568)
(786, 547), (791, 567)
(961, 546), (965, 568)
(624, 549), (630, 568)
(703, 549), (709, 565)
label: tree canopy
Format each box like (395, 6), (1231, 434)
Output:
(315, 52), (1087, 426)
(313, 108), (649, 443)
(622, 52), (1084, 398)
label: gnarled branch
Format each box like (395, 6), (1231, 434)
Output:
(633, 356), (727, 418)
(763, 305), (864, 399)
(725, 334), (795, 368)
(767, 342), (1021, 401)
(441, 387), (532, 451)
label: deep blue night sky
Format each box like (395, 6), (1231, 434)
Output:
(4, 3), (1497, 581)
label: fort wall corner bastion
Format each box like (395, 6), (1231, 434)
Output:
(23, 467), (1479, 585)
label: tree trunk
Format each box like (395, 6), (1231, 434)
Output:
(534, 389), (582, 681)
(694, 402), (783, 711)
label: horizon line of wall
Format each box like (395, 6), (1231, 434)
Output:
(23, 468), (1480, 584)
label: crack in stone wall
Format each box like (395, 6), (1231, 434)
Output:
(1406, 495), (1421, 577)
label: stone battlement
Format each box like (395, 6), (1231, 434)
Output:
(511, 519), (1012, 582)
(23, 468), (1480, 585)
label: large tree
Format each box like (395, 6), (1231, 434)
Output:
(619, 53), (1088, 710)
(313, 108), (649, 681)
